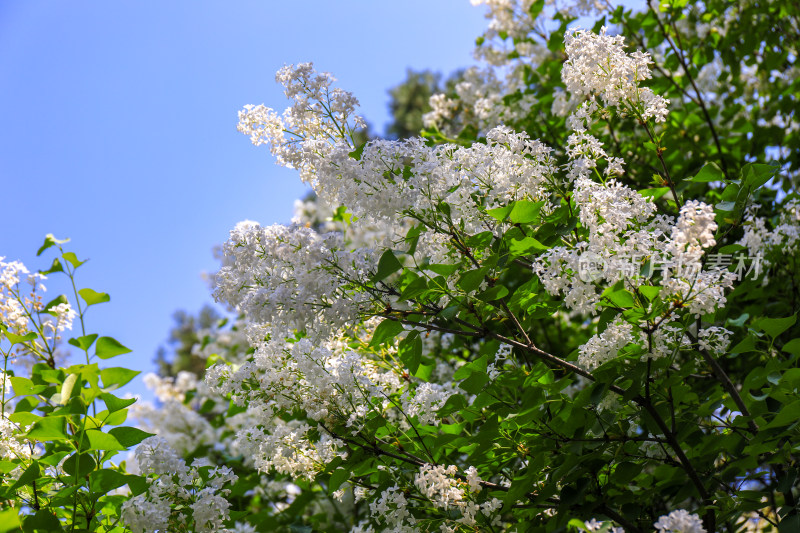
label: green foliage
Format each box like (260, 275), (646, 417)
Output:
(0, 241), (146, 531)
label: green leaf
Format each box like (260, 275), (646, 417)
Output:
(719, 244), (746, 254)
(0, 460), (18, 474)
(730, 335), (757, 354)
(605, 289), (636, 309)
(100, 392), (136, 413)
(329, 468), (350, 492)
(399, 276), (428, 301)
(22, 510), (61, 532)
(100, 367), (139, 389)
(68, 333), (98, 351)
(26, 416), (69, 441)
(458, 267), (489, 293)
(509, 200), (545, 224)
(95, 336), (132, 359)
(369, 320), (405, 348)
(0, 508), (20, 533)
(61, 252), (86, 268)
(62, 452), (97, 478)
(10, 376), (36, 396)
(778, 514), (800, 533)
(108, 427), (154, 447)
(487, 204), (515, 222)
(477, 285), (509, 302)
(782, 338), (800, 356)
(398, 332), (422, 374)
(426, 263), (458, 277)
(638, 285), (661, 301)
(458, 372), (489, 395)
(10, 461), (39, 490)
(39, 257), (64, 274)
(688, 163), (724, 183)
(36, 233), (69, 256)
(370, 250), (403, 283)
(3, 331), (37, 346)
(437, 394), (467, 417)
(764, 399), (800, 429)
(85, 429), (126, 451)
(612, 462), (641, 484)
(741, 162), (778, 189)
(508, 236), (549, 256)
(89, 469), (134, 494)
(453, 355), (489, 380)
(755, 315), (796, 338)
(414, 363), (434, 381)
(78, 288), (110, 307)
(59, 374), (79, 405)
(10, 412), (41, 426)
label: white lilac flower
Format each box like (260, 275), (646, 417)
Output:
(654, 509), (706, 533)
(401, 382), (454, 426)
(214, 221), (377, 343)
(697, 326), (732, 355)
(414, 464), (464, 508)
(121, 439), (238, 533)
(563, 27), (670, 123)
(0, 413), (32, 461)
(578, 318), (634, 370)
(465, 466), (483, 493)
(368, 485), (412, 528)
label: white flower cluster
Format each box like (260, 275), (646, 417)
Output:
(662, 202), (737, 317)
(44, 302), (76, 334)
(574, 176), (656, 233)
(668, 200), (717, 261)
(122, 436), (238, 533)
(584, 518), (624, 532)
(1, 257), (76, 367)
(0, 412), (32, 461)
(366, 485), (413, 531)
(131, 393), (216, 456)
(471, 0), (605, 67)
(533, 178), (662, 314)
(237, 62), (365, 185)
(739, 199), (800, 265)
(238, 64), (558, 265)
(414, 464), (464, 507)
(214, 221), (377, 342)
(1, 258), (47, 337)
(535, 176), (735, 319)
(654, 509), (707, 533)
(232, 420), (346, 481)
(563, 27), (670, 123)
(422, 66), (539, 133)
(697, 326), (732, 355)
(189, 320), (251, 365)
(132, 323), (256, 454)
(578, 318), (634, 370)
(413, 464), (503, 528)
(208, 334), (403, 428)
(400, 381), (454, 427)
(313, 125), (557, 238)
(647, 324), (692, 360)
(566, 130), (626, 180)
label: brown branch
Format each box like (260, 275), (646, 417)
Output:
(686, 329), (759, 434)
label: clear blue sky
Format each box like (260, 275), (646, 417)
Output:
(0, 1), (488, 397)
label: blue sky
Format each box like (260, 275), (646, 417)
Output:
(0, 1), (487, 397)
